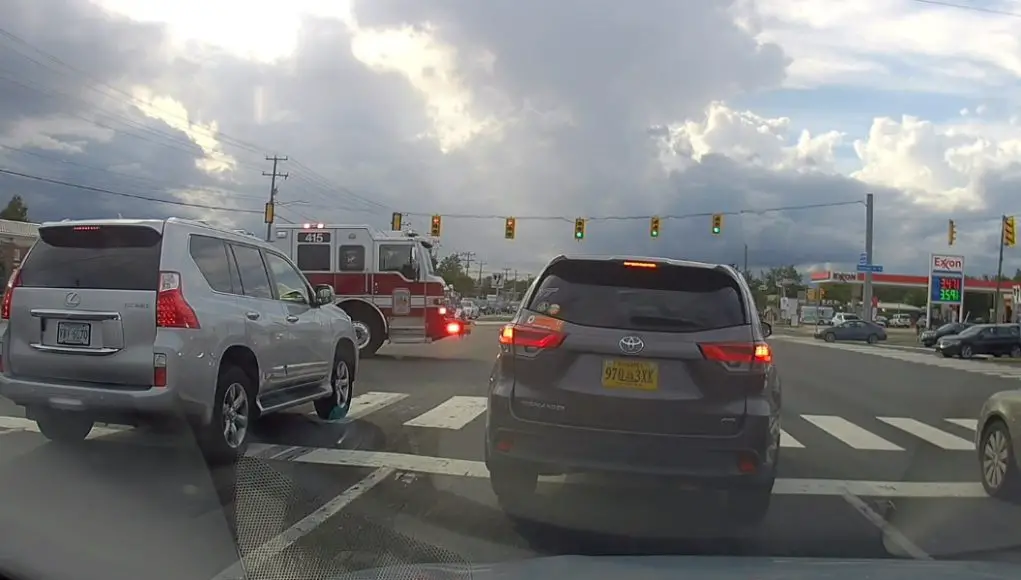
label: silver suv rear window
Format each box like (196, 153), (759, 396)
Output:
(20, 225), (162, 291)
(527, 260), (748, 332)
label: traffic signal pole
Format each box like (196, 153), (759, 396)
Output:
(995, 215), (1006, 323)
(862, 193), (875, 322)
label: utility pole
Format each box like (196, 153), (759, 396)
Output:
(862, 193), (875, 322)
(459, 251), (476, 276)
(500, 267), (512, 298)
(477, 262), (486, 287)
(743, 243), (748, 273)
(262, 156), (288, 241)
(995, 215), (1007, 323)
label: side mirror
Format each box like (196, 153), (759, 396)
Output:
(761, 322), (773, 338)
(314, 284), (336, 306)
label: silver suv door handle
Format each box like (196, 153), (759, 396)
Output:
(245, 312), (261, 320)
(286, 315), (299, 323)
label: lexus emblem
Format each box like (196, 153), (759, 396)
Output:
(619, 335), (644, 355)
(64, 292), (81, 308)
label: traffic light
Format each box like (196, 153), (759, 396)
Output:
(711, 213), (723, 235)
(574, 218), (586, 240)
(650, 216), (660, 238)
(391, 212), (402, 231)
(430, 215), (442, 237)
(505, 217), (516, 240)
(1005, 216), (1016, 247)
(948, 219), (956, 246)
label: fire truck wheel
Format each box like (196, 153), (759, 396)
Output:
(344, 304), (385, 357)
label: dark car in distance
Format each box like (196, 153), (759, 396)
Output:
(485, 255), (780, 528)
(936, 324), (1021, 359)
(919, 322), (972, 348)
(814, 320), (887, 344)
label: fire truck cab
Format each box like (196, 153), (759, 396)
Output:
(272, 223), (468, 357)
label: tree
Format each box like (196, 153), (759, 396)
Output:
(0, 195), (29, 222)
(435, 253), (476, 295)
(436, 254), (464, 281)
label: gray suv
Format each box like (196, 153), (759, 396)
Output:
(486, 256), (779, 525)
(0, 218), (359, 461)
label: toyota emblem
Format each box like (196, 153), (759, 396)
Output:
(619, 335), (644, 355)
(64, 292), (81, 308)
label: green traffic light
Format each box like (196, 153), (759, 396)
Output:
(712, 227), (721, 234)
(651, 231), (658, 237)
(575, 232), (583, 239)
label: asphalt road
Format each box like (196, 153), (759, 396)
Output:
(4, 326), (1021, 579)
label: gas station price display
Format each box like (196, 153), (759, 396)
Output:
(931, 275), (962, 303)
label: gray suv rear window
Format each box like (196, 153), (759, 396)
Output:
(527, 260), (748, 332)
(20, 225), (162, 291)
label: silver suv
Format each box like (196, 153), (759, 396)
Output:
(0, 218), (359, 462)
(486, 256), (779, 526)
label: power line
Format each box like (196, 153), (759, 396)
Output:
(0, 26), (395, 217)
(400, 199), (863, 222)
(908, 0), (1021, 18)
(0, 168), (262, 214)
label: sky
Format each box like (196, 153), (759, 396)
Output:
(3, 0), (1021, 279)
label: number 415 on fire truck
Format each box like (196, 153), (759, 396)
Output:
(272, 223), (469, 357)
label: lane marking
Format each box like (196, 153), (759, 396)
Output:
(0, 415), (128, 439)
(842, 491), (932, 560)
(210, 466), (394, 580)
(946, 418), (978, 431)
(802, 415), (904, 451)
(346, 391), (409, 420)
(779, 428), (804, 448)
(404, 395), (487, 430)
(247, 444), (988, 498)
(877, 417), (973, 450)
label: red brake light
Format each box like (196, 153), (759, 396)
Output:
(446, 321), (461, 334)
(623, 261), (658, 269)
(498, 324), (565, 349)
(1, 269), (21, 320)
(699, 342), (772, 364)
(156, 271), (200, 329)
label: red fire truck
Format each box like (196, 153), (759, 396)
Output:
(272, 222), (469, 356)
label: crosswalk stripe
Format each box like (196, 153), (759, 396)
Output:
(802, 415), (904, 450)
(347, 391), (409, 420)
(877, 417), (973, 450)
(780, 428), (804, 448)
(946, 418), (978, 431)
(404, 396), (488, 430)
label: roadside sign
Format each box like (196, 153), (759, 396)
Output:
(858, 253), (868, 266)
(856, 264), (883, 273)
(926, 253), (965, 326)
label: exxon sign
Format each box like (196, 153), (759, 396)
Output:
(931, 254), (965, 273)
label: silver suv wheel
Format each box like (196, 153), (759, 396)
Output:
(222, 381), (250, 449)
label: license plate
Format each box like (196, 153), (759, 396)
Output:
(601, 359), (659, 390)
(56, 322), (91, 346)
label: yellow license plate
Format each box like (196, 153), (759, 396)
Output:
(601, 359), (659, 390)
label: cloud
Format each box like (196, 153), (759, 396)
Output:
(748, 0), (1021, 94)
(3, 0), (1021, 283)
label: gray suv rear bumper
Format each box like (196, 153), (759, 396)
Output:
(486, 390), (778, 487)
